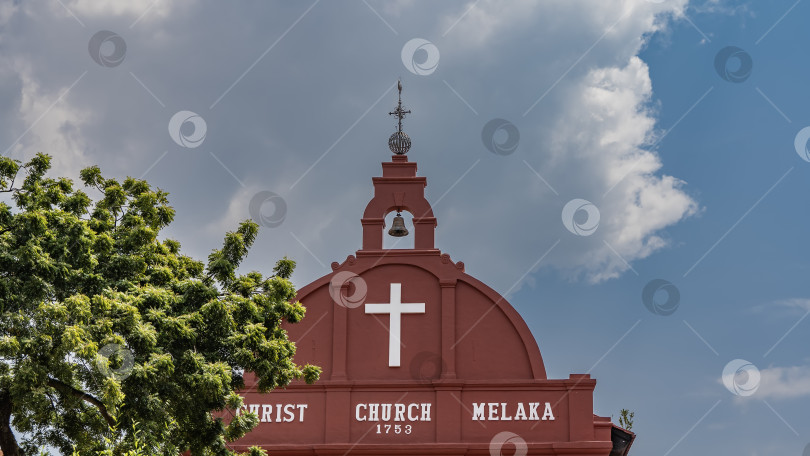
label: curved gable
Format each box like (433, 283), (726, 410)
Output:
(285, 255), (546, 383)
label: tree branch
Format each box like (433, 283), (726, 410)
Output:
(0, 389), (23, 456)
(46, 378), (116, 428)
(0, 172), (19, 194)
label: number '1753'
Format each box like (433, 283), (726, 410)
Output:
(376, 424), (412, 435)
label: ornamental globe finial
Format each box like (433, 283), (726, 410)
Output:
(388, 79), (411, 155)
(389, 131), (411, 155)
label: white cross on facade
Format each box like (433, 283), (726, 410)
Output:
(365, 283), (425, 367)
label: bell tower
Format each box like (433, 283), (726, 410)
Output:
(360, 81), (437, 251)
(232, 80), (631, 456)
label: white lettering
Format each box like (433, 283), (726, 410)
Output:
(488, 403), (499, 421)
(240, 404), (308, 423)
(515, 403), (527, 420)
(469, 401), (554, 422)
(356, 404), (367, 421)
(542, 402), (555, 421)
(408, 403), (420, 421)
(353, 402), (436, 422)
(381, 404), (392, 422)
(500, 403), (512, 421)
(420, 403), (431, 422)
(529, 402), (540, 420)
(472, 403), (485, 421)
(283, 404), (295, 422)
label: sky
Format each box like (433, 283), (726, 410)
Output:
(1, 0), (809, 454)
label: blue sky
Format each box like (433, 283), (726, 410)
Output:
(530, 2), (810, 455)
(1, 0), (809, 454)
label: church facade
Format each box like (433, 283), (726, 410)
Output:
(232, 83), (634, 456)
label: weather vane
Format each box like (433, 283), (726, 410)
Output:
(388, 80), (412, 155)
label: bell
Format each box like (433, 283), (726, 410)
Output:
(388, 212), (409, 237)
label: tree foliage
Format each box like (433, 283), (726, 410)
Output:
(618, 408), (634, 431)
(0, 154), (320, 455)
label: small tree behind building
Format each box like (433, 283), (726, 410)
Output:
(618, 409), (634, 431)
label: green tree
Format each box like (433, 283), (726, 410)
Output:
(618, 408), (634, 431)
(0, 154), (320, 455)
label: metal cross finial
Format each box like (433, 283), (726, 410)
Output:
(389, 79), (411, 133)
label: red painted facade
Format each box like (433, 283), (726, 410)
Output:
(233, 154), (626, 455)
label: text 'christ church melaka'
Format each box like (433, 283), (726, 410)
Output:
(232, 81), (635, 456)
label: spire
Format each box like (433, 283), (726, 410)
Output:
(389, 80), (410, 133)
(388, 80), (412, 155)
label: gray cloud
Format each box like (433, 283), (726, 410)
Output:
(0, 0), (698, 293)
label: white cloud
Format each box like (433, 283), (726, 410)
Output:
(542, 56), (699, 282)
(426, 0), (698, 287)
(751, 298), (810, 317)
(754, 365), (810, 400)
(772, 298), (810, 311)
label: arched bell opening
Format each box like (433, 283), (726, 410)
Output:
(361, 204), (437, 251)
(383, 209), (415, 249)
